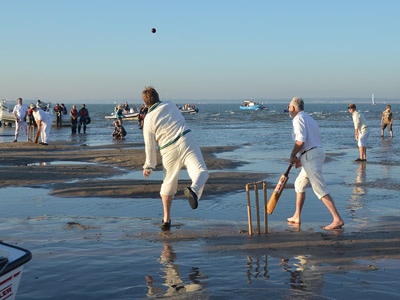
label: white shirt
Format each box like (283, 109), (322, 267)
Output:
(13, 104), (28, 120)
(143, 101), (191, 170)
(292, 111), (322, 153)
(352, 111), (368, 132)
(32, 109), (52, 123)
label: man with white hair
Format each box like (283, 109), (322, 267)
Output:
(287, 97), (344, 230)
(12, 98), (29, 142)
(30, 103), (52, 145)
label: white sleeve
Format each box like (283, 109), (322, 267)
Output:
(143, 120), (157, 170)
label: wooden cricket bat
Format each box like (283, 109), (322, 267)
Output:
(267, 164), (293, 214)
(34, 129), (40, 144)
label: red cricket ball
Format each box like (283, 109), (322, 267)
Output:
(151, 28), (156, 33)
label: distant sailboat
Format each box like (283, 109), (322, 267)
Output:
(372, 93), (376, 105)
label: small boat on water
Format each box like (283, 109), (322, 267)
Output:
(105, 105), (140, 121)
(240, 100), (266, 110)
(179, 104), (199, 114)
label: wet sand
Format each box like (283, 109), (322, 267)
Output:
(1, 141), (399, 299)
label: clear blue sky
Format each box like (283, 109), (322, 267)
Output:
(1, 0), (399, 103)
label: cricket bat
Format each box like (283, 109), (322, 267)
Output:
(267, 164), (293, 214)
(34, 129), (40, 144)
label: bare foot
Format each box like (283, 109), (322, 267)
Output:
(322, 220), (344, 231)
(287, 216), (300, 224)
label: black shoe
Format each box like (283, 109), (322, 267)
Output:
(354, 158), (364, 162)
(184, 187), (198, 209)
(161, 220), (171, 231)
(41, 143), (49, 145)
(13, 139), (17, 142)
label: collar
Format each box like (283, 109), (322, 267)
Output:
(148, 101), (162, 113)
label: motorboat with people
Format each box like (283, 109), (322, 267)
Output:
(0, 99), (16, 127)
(240, 100), (266, 110)
(179, 104), (199, 114)
(105, 104), (140, 121)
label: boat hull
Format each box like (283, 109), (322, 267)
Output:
(240, 105), (264, 110)
(105, 112), (139, 121)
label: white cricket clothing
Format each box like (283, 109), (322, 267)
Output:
(13, 104), (28, 139)
(292, 111), (329, 199)
(292, 111), (322, 153)
(143, 101), (208, 199)
(295, 147), (330, 199)
(32, 109), (52, 143)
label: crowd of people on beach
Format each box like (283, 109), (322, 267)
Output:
(11, 98), (90, 145)
(9, 93), (395, 232)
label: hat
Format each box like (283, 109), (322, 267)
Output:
(29, 104), (36, 109)
(348, 104), (356, 109)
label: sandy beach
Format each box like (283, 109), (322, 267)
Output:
(1, 138), (400, 299)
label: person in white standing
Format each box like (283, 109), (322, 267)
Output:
(12, 98), (29, 142)
(348, 104), (369, 161)
(30, 104), (52, 145)
(287, 97), (344, 231)
(142, 87), (209, 230)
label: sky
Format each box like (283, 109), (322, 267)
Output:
(1, 0), (399, 103)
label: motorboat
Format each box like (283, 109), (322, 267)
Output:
(240, 100), (266, 110)
(105, 105), (139, 121)
(180, 107), (199, 114)
(179, 104), (199, 114)
(0, 100), (15, 127)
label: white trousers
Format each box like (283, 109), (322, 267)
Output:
(15, 120), (27, 139)
(40, 119), (52, 143)
(160, 137), (209, 199)
(295, 147), (330, 199)
(358, 130), (369, 147)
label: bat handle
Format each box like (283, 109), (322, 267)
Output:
(285, 164), (293, 176)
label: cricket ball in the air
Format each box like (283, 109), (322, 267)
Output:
(151, 28), (156, 33)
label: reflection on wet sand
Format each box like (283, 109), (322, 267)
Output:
(146, 243), (207, 297)
(348, 162), (368, 225)
(247, 255), (323, 294)
(348, 162), (367, 225)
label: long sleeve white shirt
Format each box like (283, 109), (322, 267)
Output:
(143, 101), (191, 170)
(352, 111), (368, 132)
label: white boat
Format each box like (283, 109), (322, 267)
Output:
(0, 242), (32, 300)
(179, 104), (199, 114)
(0, 99), (15, 127)
(105, 105), (139, 121)
(372, 93), (376, 105)
(180, 107), (199, 114)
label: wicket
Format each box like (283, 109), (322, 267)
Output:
(246, 181), (267, 236)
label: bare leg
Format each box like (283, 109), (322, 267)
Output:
(162, 195), (173, 223)
(287, 192), (305, 224)
(358, 146), (363, 159)
(362, 147), (367, 160)
(320, 194), (344, 230)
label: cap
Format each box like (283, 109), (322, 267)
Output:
(348, 104), (356, 109)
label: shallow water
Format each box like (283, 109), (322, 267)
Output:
(1, 102), (400, 299)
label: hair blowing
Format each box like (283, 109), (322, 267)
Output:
(142, 86), (160, 107)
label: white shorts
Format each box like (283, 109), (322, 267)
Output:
(295, 147), (330, 199)
(358, 130), (369, 147)
(160, 136), (208, 199)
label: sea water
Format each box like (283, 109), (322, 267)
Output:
(1, 101), (400, 299)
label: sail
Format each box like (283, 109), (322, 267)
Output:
(372, 94), (376, 105)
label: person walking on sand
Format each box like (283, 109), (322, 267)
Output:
(12, 98), (29, 142)
(348, 104), (369, 161)
(141, 87), (209, 230)
(286, 97), (344, 231)
(30, 103), (52, 145)
(381, 105), (393, 138)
